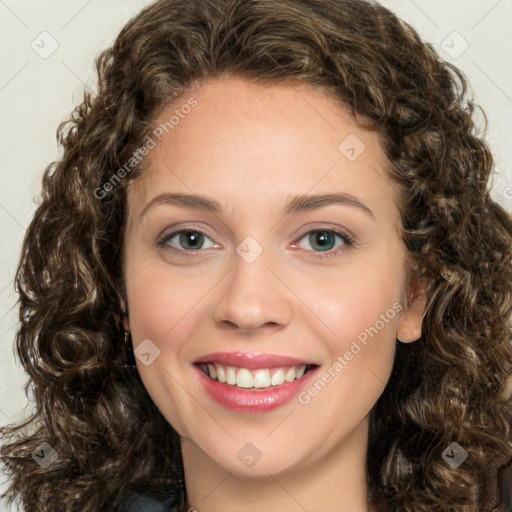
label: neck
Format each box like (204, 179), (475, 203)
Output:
(180, 416), (372, 512)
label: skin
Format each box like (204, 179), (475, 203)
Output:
(122, 75), (427, 512)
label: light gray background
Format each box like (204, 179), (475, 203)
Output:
(1, 1), (511, 509)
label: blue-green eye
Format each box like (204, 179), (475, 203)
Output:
(293, 229), (354, 258)
(157, 229), (216, 252)
(156, 227), (354, 258)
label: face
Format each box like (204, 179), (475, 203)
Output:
(123, 75), (421, 478)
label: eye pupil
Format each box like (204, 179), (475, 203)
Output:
(180, 231), (203, 250)
(310, 231), (334, 251)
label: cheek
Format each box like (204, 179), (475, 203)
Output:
(126, 271), (178, 341)
(295, 261), (402, 416)
(123, 257), (200, 432)
(295, 256), (403, 350)
(313, 282), (399, 385)
(124, 255), (210, 344)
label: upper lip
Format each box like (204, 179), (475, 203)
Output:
(194, 351), (317, 369)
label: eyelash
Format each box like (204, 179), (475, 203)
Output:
(156, 226), (355, 259)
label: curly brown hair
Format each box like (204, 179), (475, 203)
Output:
(1, 0), (511, 511)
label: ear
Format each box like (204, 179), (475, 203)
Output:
(120, 296), (130, 332)
(396, 276), (428, 343)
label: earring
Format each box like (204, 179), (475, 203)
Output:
(124, 330), (131, 346)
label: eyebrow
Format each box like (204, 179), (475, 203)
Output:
(139, 191), (375, 219)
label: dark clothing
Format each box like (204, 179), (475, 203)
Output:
(118, 485), (183, 512)
(118, 493), (177, 511)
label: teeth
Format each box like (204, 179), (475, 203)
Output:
(271, 369), (285, 386)
(226, 366), (237, 385)
(200, 363), (309, 389)
(284, 368), (295, 382)
(236, 368), (253, 388)
(215, 364), (226, 383)
(253, 369), (271, 388)
(207, 364), (217, 380)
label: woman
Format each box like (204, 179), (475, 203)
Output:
(1, 0), (511, 511)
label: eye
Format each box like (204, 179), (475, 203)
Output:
(156, 226), (355, 259)
(292, 228), (354, 259)
(156, 228), (217, 254)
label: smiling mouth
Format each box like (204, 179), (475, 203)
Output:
(195, 362), (318, 390)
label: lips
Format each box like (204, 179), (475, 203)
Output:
(193, 352), (319, 413)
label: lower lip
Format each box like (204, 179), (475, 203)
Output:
(194, 365), (318, 413)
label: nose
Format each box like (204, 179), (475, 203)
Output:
(212, 250), (293, 335)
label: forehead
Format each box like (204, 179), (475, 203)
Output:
(127, 76), (401, 224)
